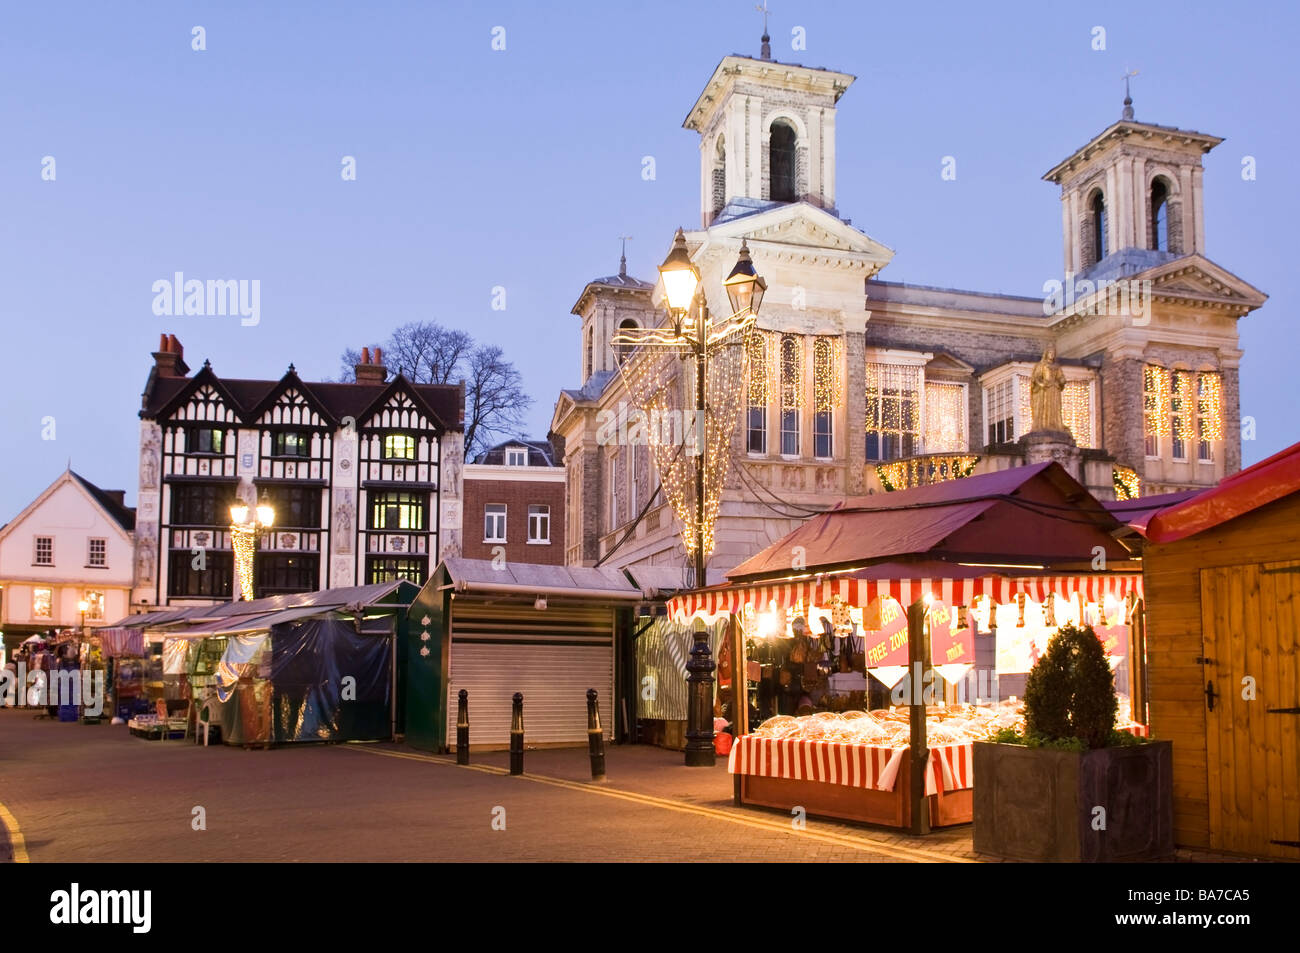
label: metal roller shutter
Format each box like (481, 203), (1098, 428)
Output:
(448, 602), (614, 746)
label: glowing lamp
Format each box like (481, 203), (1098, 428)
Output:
(658, 228), (700, 314)
(230, 502), (249, 525)
(723, 240), (766, 318)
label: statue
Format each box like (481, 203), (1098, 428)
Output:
(1030, 344), (1067, 434)
(140, 434), (159, 489)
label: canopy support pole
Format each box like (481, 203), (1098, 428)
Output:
(907, 599), (931, 837)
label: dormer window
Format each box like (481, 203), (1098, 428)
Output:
(186, 427), (225, 455)
(770, 121), (797, 202)
(505, 446), (528, 467)
(273, 431), (311, 457)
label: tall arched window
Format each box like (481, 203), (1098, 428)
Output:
(712, 135), (726, 217)
(1092, 191), (1108, 262)
(1151, 179), (1169, 252)
(615, 319), (638, 365)
(584, 326), (594, 379)
(770, 121), (797, 202)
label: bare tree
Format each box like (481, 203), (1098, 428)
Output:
(463, 344), (532, 456)
(336, 322), (531, 458)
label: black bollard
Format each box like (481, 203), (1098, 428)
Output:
(456, 689), (470, 765)
(509, 692), (524, 775)
(586, 688), (606, 781)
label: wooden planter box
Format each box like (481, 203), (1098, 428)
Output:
(735, 748), (973, 829)
(973, 740), (1174, 861)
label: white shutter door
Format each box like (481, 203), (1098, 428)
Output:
(448, 603), (614, 747)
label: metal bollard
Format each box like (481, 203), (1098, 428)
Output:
(587, 688), (606, 781)
(456, 689), (470, 765)
(509, 692), (524, 775)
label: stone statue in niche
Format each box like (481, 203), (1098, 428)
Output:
(140, 433), (159, 489)
(334, 489), (354, 554)
(136, 531), (156, 584)
(441, 438), (463, 495)
(1030, 343), (1067, 434)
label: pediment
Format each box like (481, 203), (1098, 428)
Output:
(1143, 255), (1267, 309)
(704, 203), (895, 266)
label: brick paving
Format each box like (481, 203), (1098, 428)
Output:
(0, 710), (1252, 863)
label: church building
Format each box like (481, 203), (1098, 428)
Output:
(550, 35), (1266, 578)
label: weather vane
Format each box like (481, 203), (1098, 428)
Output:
(756, 2), (772, 59)
(618, 235), (632, 276)
(1122, 68), (1138, 119)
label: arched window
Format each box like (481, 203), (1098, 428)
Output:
(770, 121), (797, 202)
(584, 326), (594, 379)
(615, 319), (638, 365)
(712, 135), (726, 217)
(1151, 179), (1169, 252)
(1091, 191), (1108, 263)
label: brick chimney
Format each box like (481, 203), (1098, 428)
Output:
(354, 345), (387, 384)
(151, 333), (189, 378)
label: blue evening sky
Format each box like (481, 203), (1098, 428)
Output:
(1, 0), (1294, 513)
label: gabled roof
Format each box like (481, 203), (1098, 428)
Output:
(727, 462), (1128, 581)
(142, 363), (463, 432)
(69, 472), (136, 533)
(0, 470), (136, 545)
(473, 438), (556, 466)
(1145, 441), (1300, 544)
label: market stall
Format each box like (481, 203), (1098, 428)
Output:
(668, 462), (1150, 832)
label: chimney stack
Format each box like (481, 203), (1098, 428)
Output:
(354, 345), (387, 384)
(151, 332), (190, 378)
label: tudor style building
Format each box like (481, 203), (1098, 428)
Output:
(551, 37), (1267, 577)
(133, 336), (465, 609)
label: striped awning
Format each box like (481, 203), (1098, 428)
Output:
(667, 572), (1143, 623)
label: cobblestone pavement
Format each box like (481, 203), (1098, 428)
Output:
(0, 711), (1250, 863)
(0, 710), (981, 862)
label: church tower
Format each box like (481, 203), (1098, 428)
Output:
(1043, 86), (1222, 277)
(568, 245), (655, 386)
(683, 38), (855, 226)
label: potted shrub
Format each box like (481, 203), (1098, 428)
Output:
(973, 624), (1173, 862)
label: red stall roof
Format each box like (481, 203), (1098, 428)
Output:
(727, 462), (1127, 581)
(1104, 490), (1200, 538)
(1145, 441), (1300, 544)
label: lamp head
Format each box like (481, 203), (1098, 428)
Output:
(723, 240), (766, 318)
(658, 227), (700, 314)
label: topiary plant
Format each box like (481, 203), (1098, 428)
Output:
(1023, 624), (1118, 749)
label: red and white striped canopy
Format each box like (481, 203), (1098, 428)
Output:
(667, 572), (1143, 623)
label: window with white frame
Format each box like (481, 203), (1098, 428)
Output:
(33, 587), (53, 618)
(88, 537), (107, 567)
(747, 332), (769, 454)
(779, 335), (802, 456)
(865, 363), (921, 460)
(1197, 373), (1221, 462)
(527, 505), (550, 543)
(812, 337), (838, 459)
(484, 504), (507, 542)
(924, 381), (967, 453)
(1143, 364), (1166, 457)
(505, 446), (528, 466)
(1170, 371), (1190, 461)
(984, 378), (1015, 445)
(34, 536), (53, 565)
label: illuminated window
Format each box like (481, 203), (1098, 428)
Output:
(866, 363), (921, 461)
(273, 431), (311, 457)
(484, 504), (507, 542)
(83, 590), (105, 621)
(924, 381), (966, 453)
(366, 557), (426, 584)
(187, 427), (225, 455)
(383, 434), (416, 460)
(370, 491), (425, 531)
(33, 587), (53, 619)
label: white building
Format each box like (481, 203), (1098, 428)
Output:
(0, 469), (136, 660)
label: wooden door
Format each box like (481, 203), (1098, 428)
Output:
(1200, 561), (1300, 858)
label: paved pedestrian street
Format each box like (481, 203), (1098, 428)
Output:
(0, 710), (983, 863)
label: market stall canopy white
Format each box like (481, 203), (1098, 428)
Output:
(439, 556), (645, 602)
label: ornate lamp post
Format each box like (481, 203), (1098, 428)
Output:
(614, 229), (766, 766)
(229, 496), (275, 602)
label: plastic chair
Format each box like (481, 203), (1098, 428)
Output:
(196, 694), (217, 747)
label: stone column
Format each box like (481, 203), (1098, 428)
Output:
(844, 329), (866, 493)
(1222, 364), (1242, 475)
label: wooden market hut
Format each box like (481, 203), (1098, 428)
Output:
(1142, 441), (1300, 859)
(668, 461), (1147, 833)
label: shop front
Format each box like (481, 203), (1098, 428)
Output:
(668, 462), (1150, 833)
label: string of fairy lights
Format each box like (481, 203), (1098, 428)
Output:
(1112, 464), (1142, 501)
(1143, 365), (1223, 441)
(231, 525), (257, 601)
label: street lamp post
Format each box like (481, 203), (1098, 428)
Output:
(621, 228), (766, 767)
(229, 496), (275, 602)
